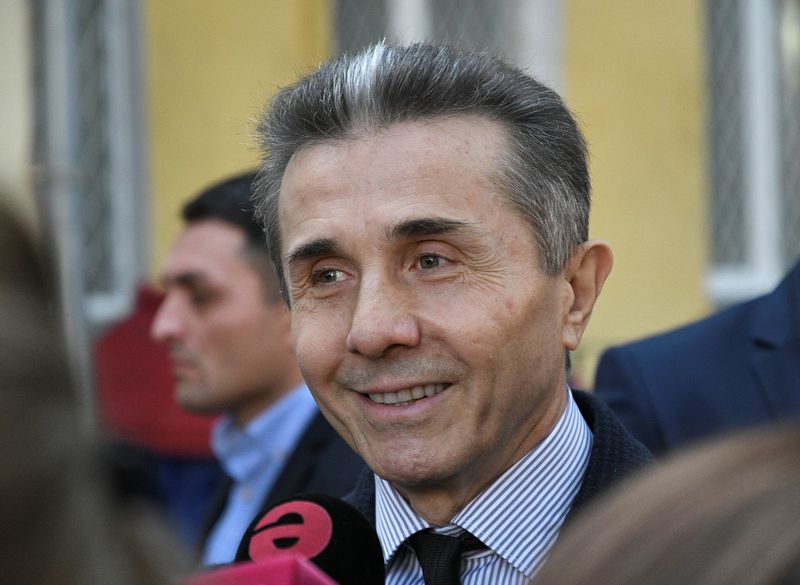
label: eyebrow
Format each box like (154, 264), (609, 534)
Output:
(160, 271), (209, 289)
(284, 238), (342, 267)
(284, 217), (473, 267)
(389, 217), (471, 239)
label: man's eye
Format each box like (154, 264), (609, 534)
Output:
(418, 255), (442, 270)
(312, 268), (345, 285)
(189, 291), (215, 306)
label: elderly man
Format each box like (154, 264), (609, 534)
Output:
(151, 173), (363, 566)
(251, 43), (652, 583)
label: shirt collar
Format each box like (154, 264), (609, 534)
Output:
(211, 383), (317, 482)
(375, 388), (592, 578)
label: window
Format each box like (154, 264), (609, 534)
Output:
(32, 0), (148, 413)
(32, 0), (148, 331)
(332, 0), (564, 92)
(705, 0), (800, 303)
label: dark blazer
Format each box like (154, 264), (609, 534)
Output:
(594, 260), (800, 455)
(345, 389), (653, 525)
(203, 411), (365, 543)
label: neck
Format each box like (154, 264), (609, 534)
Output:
(233, 371), (305, 427)
(396, 482), (489, 526)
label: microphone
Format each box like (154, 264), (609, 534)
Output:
(235, 494), (384, 585)
(181, 555), (335, 585)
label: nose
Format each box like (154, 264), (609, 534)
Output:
(150, 292), (185, 345)
(345, 278), (421, 359)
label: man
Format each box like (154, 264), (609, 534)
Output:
(595, 258), (800, 455)
(250, 43), (652, 583)
(151, 172), (364, 566)
(95, 283), (221, 548)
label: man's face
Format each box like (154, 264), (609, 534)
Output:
(279, 117), (582, 502)
(151, 219), (294, 425)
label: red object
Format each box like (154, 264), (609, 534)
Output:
(181, 556), (337, 585)
(249, 500), (333, 560)
(94, 284), (215, 456)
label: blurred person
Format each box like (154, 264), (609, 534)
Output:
(533, 424), (800, 585)
(595, 258), (800, 455)
(94, 283), (223, 548)
(0, 202), (190, 584)
(251, 42), (652, 583)
(151, 172), (364, 566)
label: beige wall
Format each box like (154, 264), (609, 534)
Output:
(565, 0), (710, 383)
(146, 0), (331, 274)
(0, 0), (35, 227)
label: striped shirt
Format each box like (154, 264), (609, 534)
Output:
(375, 389), (592, 584)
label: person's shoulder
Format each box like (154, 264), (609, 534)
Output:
(596, 293), (766, 386)
(630, 300), (756, 354)
(264, 410), (366, 508)
(607, 262), (799, 362)
(342, 468), (376, 525)
(569, 389), (653, 513)
(572, 390), (651, 460)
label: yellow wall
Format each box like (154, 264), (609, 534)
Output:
(146, 0), (331, 275)
(565, 0), (711, 384)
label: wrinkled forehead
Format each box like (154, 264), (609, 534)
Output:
(277, 116), (510, 222)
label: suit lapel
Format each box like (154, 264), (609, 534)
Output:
(262, 411), (328, 509)
(749, 261), (800, 417)
(200, 473), (234, 548)
(753, 339), (800, 416)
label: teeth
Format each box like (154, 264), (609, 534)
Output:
(368, 384), (447, 405)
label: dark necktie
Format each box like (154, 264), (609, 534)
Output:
(407, 529), (486, 585)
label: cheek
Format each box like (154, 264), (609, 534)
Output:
(444, 292), (522, 343)
(192, 319), (225, 358)
(465, 290), (560, 373)
(208, 311), (268, 361)
(292, 312), (344, 383)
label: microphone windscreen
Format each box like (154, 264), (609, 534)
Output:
(235, 494), (384, 585)
(181, 555), (335, 585)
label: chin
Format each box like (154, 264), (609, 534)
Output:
(175, 387), (214, 413)
(369, 451), (456, 490)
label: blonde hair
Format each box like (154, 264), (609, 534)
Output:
(534, 425), (800, 585)
(0, 204), (190, 584)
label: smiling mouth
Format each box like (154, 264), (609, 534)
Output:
(367, 383), (449, 405)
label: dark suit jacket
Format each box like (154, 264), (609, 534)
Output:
(345, 389), (653, 525)
(203, 411), (365, 544)
(594, 260), (800, 455)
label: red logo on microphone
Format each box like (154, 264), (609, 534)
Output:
(248, 500), (334, 560)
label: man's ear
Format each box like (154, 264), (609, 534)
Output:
(561, 240), (613, 351)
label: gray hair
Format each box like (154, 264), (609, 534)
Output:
(253, 42), (590, 297)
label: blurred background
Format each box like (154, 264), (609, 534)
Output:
(2, 0), (798, 410)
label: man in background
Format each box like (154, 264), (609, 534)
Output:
(151, 172), (364, 566)
(94, 283), (221, 548)
(595, 258), (800, 455)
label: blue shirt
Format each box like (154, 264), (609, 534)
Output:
(201, 384), (318, 566)
(375, 389), (592, 584)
